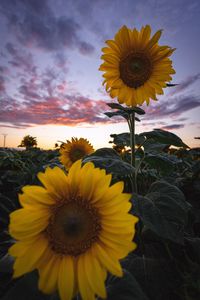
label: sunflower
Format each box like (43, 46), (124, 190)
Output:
(99, 25), (175, 106)
(59, 137), (94, 169)
(9, 160), (138, 300)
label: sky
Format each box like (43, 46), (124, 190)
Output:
(0, 0), (200, 149)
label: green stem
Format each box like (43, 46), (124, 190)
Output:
(128, 112), (137, 193)
(129, 113), (135, 167)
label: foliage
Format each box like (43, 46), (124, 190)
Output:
(0, 129), (200, 300)
(18, 135), (38, 150)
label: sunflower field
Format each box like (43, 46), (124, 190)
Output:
(0, 24), (200, 300)
(0, 127), (200, 300)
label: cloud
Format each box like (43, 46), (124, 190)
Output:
(5, 42), (36, 75)
(0, 123), (29, 129)
(176, 117), (188, 122)
(0, 0), (94, 55)
(0, 91), (115, 128)
(145, 94), (200, 120)
(0, 76), (6, 93)
(161, 124), (185, 130)
(53, 52), (68, 72)
(169, 73), (200, 95)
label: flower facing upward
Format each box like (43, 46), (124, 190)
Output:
(99, 25), (175, 106)
(9, 160), (138, 300)
(59, 137), (94, 169)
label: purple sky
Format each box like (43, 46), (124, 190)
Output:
(0, 0), (200, 148)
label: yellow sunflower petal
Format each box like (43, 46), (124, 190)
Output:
(91, 171), (112, 203)
(19, 186), (54, 207)
(115, 25), (131, 52)
(79, 162), (96, 200)
(9, 208), (49, 240)
(38, 167), (69, 200)
(84, 251), (107, 298)
(12, 236), (48, 278)
(146, 29), (163, 49)
(110, 88), (119, 98)
(101, 53), (119, 64)
(140, 25), (151, 47)
(106, 39), (121, 55)
(94, 243), (123, 277)
(67, 159), (82, 196)
(9, 237), (37, 258)
(77, 256), (96, 300)
(99, 236), (137, 259)
(58, 256), (75, 300)
(38, 254), (61, 294)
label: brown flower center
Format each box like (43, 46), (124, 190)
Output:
(119, 52), (152, 88)
(45, 198), (101, 256)
(69, 148), (86, 162)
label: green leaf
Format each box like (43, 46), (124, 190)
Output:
(110, 133), (130, 147)
(132, 181), (191, 244)
(148, 181), (191, 224)
(107, 103), (145, 115)
(0, 231), (14, 260)
(140, 129), (189, 148)
(105, 270), (149, 300)
(192, 160), (200, 177)
(166, 83), (178, 87)
(107, 103), (126, 110)
(124, 255), (182, 300)
(1, 271), (51, 300)
(83, 148), (134, 178)
(185, 237), (200, 264)
(105, 110), (140, 122)
(144, 153), (175, 174)
(135, 134), (146, 145)
(0, 254), (14, 274)
(142, 139), (169, 152)
(126, 106), (145, 115)
(104, 110), (129, 120)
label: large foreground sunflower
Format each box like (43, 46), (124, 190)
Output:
(9, 160), (138, 300)
(59, 137), (94, 169)
(99, 25), (175, 106)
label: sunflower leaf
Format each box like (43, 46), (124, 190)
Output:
(132, 181), (191, 244)
(104, 269), (149, 300)
(144, 153), (175, 174)
(107, 103), (126, 110)
(104, 110), (129, 120)
(0, 254), (14, 274)
(106, 103), (145, 115)
(109, 133), (145, 147)
(83, 148), (135, 179)
(123, 255), (182, 300)
(140, 129), (189, 148)
(125, 107), (145, 115)
(166, 83), (178, 87)
(1, 271), (50, 300)
(110, 133), (130, 147)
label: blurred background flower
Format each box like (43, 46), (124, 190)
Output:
(59, 137), (94, 169)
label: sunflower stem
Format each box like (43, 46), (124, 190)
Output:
(129, 112), (137, 193)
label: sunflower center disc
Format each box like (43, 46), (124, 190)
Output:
(46, 200), (101, 256)
(119, 52), (152, 88)
(69, 148), (86, 162)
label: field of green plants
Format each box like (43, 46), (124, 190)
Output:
(0, 127), (200, 300)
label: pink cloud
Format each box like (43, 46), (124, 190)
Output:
(0, 94), (115, 128)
